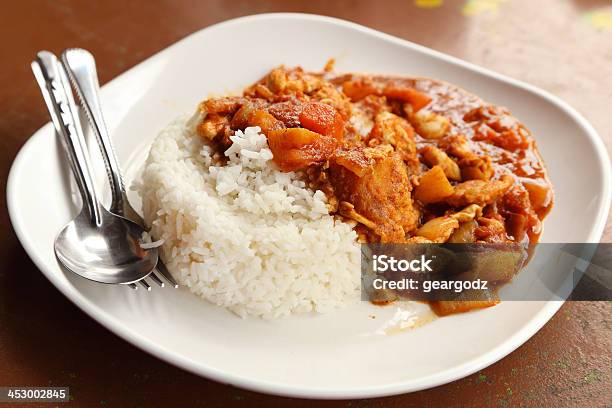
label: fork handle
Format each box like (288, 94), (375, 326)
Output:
(32, 52), (103, 227)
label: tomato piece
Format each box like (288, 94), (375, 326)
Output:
(383, 85), (431, 112)
(299, 102), (345, 141)
(248, 109), (286, 134)
(341, 79), (378, 101)
(267, 128), (336, 172)
(430, 299), (499, 316)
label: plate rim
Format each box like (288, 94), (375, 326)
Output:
(7, 12), (612, 399)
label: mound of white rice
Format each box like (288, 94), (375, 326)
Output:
(137, 115), (361, 318)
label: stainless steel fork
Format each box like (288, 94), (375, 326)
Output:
(60, 48), (178, 290)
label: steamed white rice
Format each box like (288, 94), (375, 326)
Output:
(137, 115), (361, 318)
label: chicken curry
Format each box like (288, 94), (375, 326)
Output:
(195, 61), (553, 316)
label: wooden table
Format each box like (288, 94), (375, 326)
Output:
(1, 1), (610, 406)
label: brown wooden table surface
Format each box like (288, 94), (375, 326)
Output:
(1, 1), (611, 407)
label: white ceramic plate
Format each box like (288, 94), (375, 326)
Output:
(8, 14), (611, 398)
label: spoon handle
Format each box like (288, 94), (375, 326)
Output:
(60, 48), (141, 222)
(32, 52), (103, 226)
(61, 48), (179, 288)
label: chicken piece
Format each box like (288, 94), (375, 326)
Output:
(444, 205), (482, 243)
(421, 145), (461, 181)
(332, 146), (376, 177)
(230, 106), (285, 135)
(305, 165), (339, 212)
(197, 114), (230, 141)
(254, 84), (275, 101)
(196, 113), (234, 152)
(267, 67), (288, 94)
(324, 58), (336, 72)
(442, 135), (494, 181)
(500, 184), (540, 241)
(244, 66), (322, 99)
(416, 216), (460, 243)
(442, 134), (471, 157)
(463, 105), (506, 123)
(197, 97), (246, 144)
(257, 66), (322, 96)
(475, 127), (529, 152)
(505, 212), (528, 243)
(406, 236), (433, 243)
(410, 111), (450, 139)
(338, 201), (377, 230)
(447, 175), (514, 207)
(366, 112), (418, 168)
(474, 217), (508, 242)
(199, 96), (244, 115)
(249, 110), (286, 134)
(267, 128), (336, 172)
(465, 106), (529, 151)
(460, 155), (494, 181)
(450, 204), (483, 223)
(230, 100), (268, 129)
(330, 145), (419, 242)
(312, 81), (352, 119)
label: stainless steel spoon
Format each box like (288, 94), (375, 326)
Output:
(32, 51), (158, 284)
(61, 48), (178, 288)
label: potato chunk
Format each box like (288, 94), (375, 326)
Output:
(430, 295), (499, 316)
(448, 220), (478, 243)
(416, 216), (459, 243)
(414, 166), (454, 204)
(521, 177), (553, 213)
(411, 111), (450, 139)
(421, 145), (461, 181)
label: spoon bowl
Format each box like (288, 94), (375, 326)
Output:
(54, 209), (158, 284)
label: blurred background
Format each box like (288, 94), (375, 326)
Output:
(1, 1), (610, 407)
